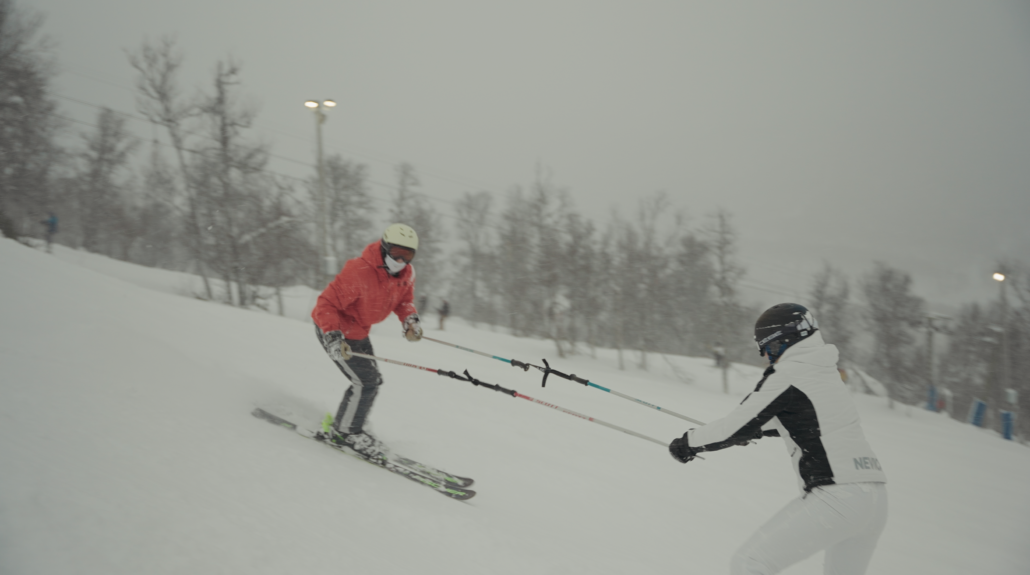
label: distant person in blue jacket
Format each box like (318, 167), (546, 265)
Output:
(40, 212), (58, 253)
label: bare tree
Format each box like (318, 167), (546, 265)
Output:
(127, 37), (213, 298)
(193, 58), (273, 306)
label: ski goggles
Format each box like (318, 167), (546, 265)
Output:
(387, 244), (416, 264)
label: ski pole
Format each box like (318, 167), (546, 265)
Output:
(533, 359), (706, 426)
(421, 338), (706, 426)
(350, 352), (670, 447)
(421, 336), (532, 371)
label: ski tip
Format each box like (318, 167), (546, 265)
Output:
(445, 488), (476, 501)
(251, 407), (298, 430)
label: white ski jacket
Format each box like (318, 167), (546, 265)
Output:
(688, 332), (887, 494)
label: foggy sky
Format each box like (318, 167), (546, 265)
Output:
(31, 0), (1030, 309)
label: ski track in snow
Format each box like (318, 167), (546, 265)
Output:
(2, 239), (1028, 574)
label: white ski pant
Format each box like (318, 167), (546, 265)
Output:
(731, 482), (888, 575)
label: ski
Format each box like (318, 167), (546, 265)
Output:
(391, 455), (474, 488)
(251, 408), (475, 501)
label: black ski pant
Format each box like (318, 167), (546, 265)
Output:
(315, 326), (383, 434)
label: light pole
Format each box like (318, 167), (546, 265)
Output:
(305, 99), (337, 284)
(993, 271), (1010, 432)
(923, 313), (951, 413)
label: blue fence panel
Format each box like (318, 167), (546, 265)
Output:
(1000, 410), (1015, 440)
(967, 399), (987, 428)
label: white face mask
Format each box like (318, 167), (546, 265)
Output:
(384, 255), (407, 275)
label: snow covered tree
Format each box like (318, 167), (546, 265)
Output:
(938, 303), (994, 418)
(525, 168), (571, 356)
(0, 0), (61, 239)
(809, 262), (855, 362)
(320, 154), (373, 262)
(561, 211), (607, 356)
(72, 107), (138, 256)
(389, 162), (445, 303)
(487, 169), (572, 347)
(668, 230), (716, 358)
(132, 147), (185, 268)
(450, 190), (495, 326)
(861, 262), (926, 405)
(492, 186), (538, 337)
(702, 209), (752, 378)
(610, 192), (680, 369)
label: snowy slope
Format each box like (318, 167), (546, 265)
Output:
(2, 239), (1028, 575)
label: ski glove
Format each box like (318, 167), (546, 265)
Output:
(403, 314), (423, 342)
(669, 433), (701, 464)
(323, 330), (353, 362)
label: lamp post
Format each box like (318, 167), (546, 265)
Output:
(993, 271), (1010, 432)
(305, 99), (337, 284)
(923, 313), (951, 413)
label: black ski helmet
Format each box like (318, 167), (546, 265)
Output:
(754, 303), (818, 360)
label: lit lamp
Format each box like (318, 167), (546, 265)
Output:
(993, 270), (1013, 438)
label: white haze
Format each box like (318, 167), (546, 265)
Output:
(31, 0), (1030, 308)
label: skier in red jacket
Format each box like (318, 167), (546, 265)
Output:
(311, 223), (423, 460)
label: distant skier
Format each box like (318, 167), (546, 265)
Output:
(669, 303), (887, 575)
(712, 341), (726, 368)
(311, 223), (423, 460)
(436, 299), (450, 330)
(40, 212), (57, 253)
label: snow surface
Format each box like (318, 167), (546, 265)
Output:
(2, 239), (1028, 574)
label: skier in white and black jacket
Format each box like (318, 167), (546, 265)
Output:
(669, 303), (888, 575)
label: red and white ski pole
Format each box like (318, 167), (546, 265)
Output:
(351, 351), (669, 447)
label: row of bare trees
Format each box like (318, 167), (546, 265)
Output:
(805, 259), (1030, 438)
(446, 175), (758, 369)
(3, 1), (1026, 434)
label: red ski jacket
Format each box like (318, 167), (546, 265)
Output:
(311, 241), (417, 340)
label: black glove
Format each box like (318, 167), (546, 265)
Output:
(733, 428), (763, 447)
(669, 433), (700, 464)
